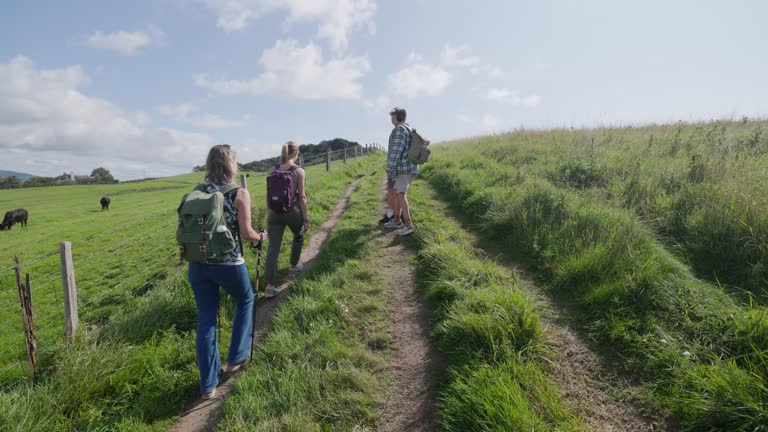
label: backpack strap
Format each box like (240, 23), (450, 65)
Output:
(274, 163), (298, 172)
(218, 183), (239, 196)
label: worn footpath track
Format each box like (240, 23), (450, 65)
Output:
(375, 179), (442, 432)
(169, 179), (360, 432)
(418, 180), (661, 432)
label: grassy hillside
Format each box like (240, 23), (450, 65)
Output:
(0, 159), (374, 387)
(422, 118), (768, 430)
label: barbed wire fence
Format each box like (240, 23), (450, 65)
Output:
(0, 146), (382, 387)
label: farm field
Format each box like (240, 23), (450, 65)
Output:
(0, 155), (378, 430)
(421, 118), (768, 430)
(1, 119), (767, 431)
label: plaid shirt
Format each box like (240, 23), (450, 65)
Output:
(386, 124), (419, 175)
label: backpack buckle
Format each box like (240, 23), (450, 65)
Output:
(197, 217), (204, 225)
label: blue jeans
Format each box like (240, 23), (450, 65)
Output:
(188, 263), (254, 394)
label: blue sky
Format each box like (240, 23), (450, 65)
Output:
(1, 0), (767, 180)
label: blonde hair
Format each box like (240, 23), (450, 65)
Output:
(281, 141), (299, 163)
(205, 144), (237, 184)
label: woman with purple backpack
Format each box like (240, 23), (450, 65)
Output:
(263, 141), (308, 298)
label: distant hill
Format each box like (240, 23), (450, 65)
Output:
(0, 170), (34, 181)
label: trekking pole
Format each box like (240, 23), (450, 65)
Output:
(250, 229), (265, 360)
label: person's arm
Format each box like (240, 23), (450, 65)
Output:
(386, 129), (401, 173)
(296, 168), (309, 233)
(235, 188), (266, 242)
(389, 127), (407, 171)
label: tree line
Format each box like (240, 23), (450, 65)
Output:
(193, 138), (363, 172)
(0, 167), (116, 190)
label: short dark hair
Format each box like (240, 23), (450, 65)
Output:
(389, 107), (407, 123)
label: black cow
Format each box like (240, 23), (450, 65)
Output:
(100, 196), (111, 211)
(0, 208), (28, 231)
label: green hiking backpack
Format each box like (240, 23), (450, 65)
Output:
(401, 124), (431, 164)
(176, 183), (240, 263)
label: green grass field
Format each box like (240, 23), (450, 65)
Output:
(421, 118), (768, 430)
(2, 119), (767, 431)
(0, 158), (374, 431)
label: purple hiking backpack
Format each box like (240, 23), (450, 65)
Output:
(266, 163), (298, 213)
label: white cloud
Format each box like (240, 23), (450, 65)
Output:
(487, 88), (542, 107)
(85, 29), (159, 55)
(441, 44), (480, 67)
(388, 63), (452, 97)
(457, 114), (472, 123)
(157, 102), (243, 129)
(386, 44), (502, 98)
(202, 0), (376, 51)
(407, 51), (423, 63)
(196, 39), (370, 99)
(158, 103), (198, 119)
(363, 95), (391, 111)
(0, 56), (216, 179)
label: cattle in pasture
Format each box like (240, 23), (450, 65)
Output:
(100, 196), (111, 211)
(0, 208), (29, 230)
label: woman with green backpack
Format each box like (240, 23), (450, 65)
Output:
(183, 144), (267, 399)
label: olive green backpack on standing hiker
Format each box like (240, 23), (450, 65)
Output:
(400, 124), (431, 164)
(176, 183), (240, 263)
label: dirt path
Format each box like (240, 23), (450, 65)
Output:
(418, 181), (663, 432)
(169, 179), (360, 432)
(375, 179), (442, 432)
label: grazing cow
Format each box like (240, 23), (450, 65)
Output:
(100, 196), (111, 211)
(0, 208), (28, 231)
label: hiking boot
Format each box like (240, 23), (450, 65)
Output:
(378, 214), (392, 224)
(383, 219), (403, 229)
(202, 388), (216, 400)
(398, 224), (415, 236)
(288, 263), (304, 276)
(224, 361), (246, 373)
(265, 285), (277, 299)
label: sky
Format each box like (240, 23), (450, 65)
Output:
(1, 0), (767, 180)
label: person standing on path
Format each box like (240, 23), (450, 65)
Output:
(187, 144), (267, 400)
(384, 107), (418, 236)
(263, 141), (309, 298)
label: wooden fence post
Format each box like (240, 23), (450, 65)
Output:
(326, 148), (331, 171)
(343, 145), (347, 164)
(59, 242), (78, 343)
(240, 174), (248, 190)
(14, 256), (37, 374)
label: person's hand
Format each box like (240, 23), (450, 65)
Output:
(302, 219), (309, 234)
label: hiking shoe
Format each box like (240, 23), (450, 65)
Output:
(383, 220), (403, 229)
(224, 361), (246, 373)
(265, 285), (277, 299)
(202, 388), (216, 400)
(289, 263), (304, 276)
(378, 214), (392, 224)
(398, 224), (415, 236)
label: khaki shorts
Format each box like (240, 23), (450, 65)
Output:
(394, 173), (415, 194)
